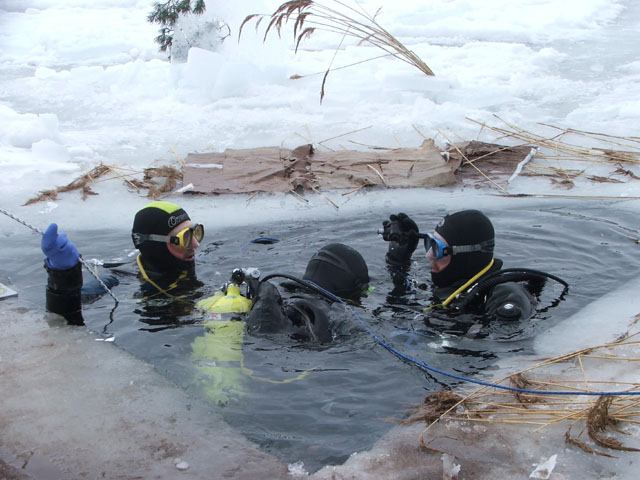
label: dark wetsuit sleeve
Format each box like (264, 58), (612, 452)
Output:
(246, 282), (334, 344)
(245, 281), (290, 334)
(483, 283), (535, 321)
(386, 263), (415, 297)
(45, 261), (84, 325)
(283, 297), (333, 344)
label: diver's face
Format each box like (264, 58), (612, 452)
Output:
(426, 231), (451, 273)
(166, 220), (200, 262)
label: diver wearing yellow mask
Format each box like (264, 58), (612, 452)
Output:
(131, 201), (205, 298)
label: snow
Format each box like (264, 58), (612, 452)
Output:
(1, 0), (639, 478)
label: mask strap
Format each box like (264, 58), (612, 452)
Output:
(451, 239), (495, 255)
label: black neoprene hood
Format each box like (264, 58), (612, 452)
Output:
(431, 209), (495, 288)
(303, 243), (369, 300)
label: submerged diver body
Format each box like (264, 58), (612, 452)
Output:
(245, 243), (370, 344)
(380, 210), (567, 333)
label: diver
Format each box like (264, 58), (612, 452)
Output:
(190, 242), (370, 405)
(130, 200), (205, 299)
(245, 243), (370, 344)
(380, 210), (568, 324)
(41, 201), (204, 325)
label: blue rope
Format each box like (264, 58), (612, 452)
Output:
(303, 280), (640, 397)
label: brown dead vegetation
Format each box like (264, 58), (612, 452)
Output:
(22, 120), (640, 204)
(401, 390), (465, 425)
(413, 326), (640, 459)
(23, 163), (183, 205)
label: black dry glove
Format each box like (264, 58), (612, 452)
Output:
(382, 213), (419, 265)
(45, 261), (84, 326)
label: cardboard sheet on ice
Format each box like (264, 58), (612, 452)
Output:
(183, 140), (456, 195)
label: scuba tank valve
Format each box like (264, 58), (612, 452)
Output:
(195, 268), (260, 314)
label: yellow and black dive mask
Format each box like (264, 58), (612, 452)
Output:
(133, 223), (204, 249)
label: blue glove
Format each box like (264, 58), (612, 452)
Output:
(41, 223), (80, 271)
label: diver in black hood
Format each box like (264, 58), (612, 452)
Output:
(246, 243), (370, 343)
(130, 201), (204, 297)
(40, 201), (203, 325)
(381, 210), (567, 321)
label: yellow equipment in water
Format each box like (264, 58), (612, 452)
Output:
(192, 274), (254, 406)
(195, 284), (253, 314)
(191, 270), (314, 406)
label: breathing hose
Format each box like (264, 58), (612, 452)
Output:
(459, 268), (569, 310)
(259, 273), (337, 302)
(298, 278), (640, 397)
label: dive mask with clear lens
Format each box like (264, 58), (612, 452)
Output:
(423, 233), (450, 260)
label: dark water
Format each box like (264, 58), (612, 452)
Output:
(2, 201), (639, 473)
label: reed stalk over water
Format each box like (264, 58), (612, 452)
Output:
(239, 0), (435, 102)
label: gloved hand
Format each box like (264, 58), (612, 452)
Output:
(382, 213), (419, 265)
(41, 223), (80, 271)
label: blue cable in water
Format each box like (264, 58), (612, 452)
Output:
(303, 280), (640, 397)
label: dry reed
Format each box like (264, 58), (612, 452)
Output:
(414, 329), (640, 457)
(239, 0), (434, 102)
(24, 162), (183, 205)
(457, 116), (640, 196)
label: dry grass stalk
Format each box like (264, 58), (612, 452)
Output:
(565, 426), (615, 458)
(506, 192), (640, 200)
(141, 165), (182, 198)
(438, 129), (507, 193)
(341, 185), (366, 196)
(413, 333), (640, 457)
(366, 164), (387, 185)
(586, 175), (624, 184)
(402, 390), (465, 426)
(23, 162), (186, 204)
(522, 164), (583, 178)
(613, 165), (640, 180)
(24, 164), (114, 205)
(466, 117), (640, 188)
(311, 185), (339, 209)
(586, 397), (640, 452)
(289, 188), (310, 202)
(240, 1), (434, 102)
(509, 373), (545, 406)
(318, 125), (372, 146)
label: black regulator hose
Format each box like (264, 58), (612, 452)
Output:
(259, 273), (337, 303)
(460, 268), (569, 309)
